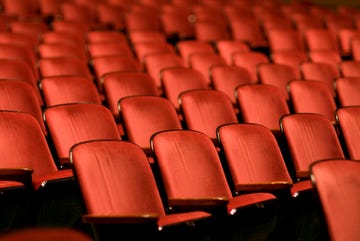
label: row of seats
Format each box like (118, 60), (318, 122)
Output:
(0, 159), (358, 241)
(3, 72), (359, 165)
(1, 104), (359, 241)
(0, 0), (359, 241)
(1, 0), (360, 51)
(3, 38), (360, 139)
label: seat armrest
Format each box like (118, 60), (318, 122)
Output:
(296, 170), (310, 179)
(58, 157), (71, 169)
(235, 182), (293, 192)
(36, 175), (75, 192)
(0, 168), (33, 186)
(168, 197), (229, 207)
(82, 214), (159, 224)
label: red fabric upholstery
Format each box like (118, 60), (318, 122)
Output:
(40, 76), (102, 107)
(95, 4), (126, 31)
(351, 36), (360, 61)
(271, 51), (308, 79)
(258, 63), (297, 101)
(124, 11), (161, 32)
(70, 140), (211, 230)
(188, 52), (226, 85)
(160, 5), (194, 39)
(0, 59), (42, 105)
(87, 42), (134, 59)
(308, 50), (341, 76)
(217, 123), (293, 193)
(267, 29), (306, 53)
(0, 32), (38, 53)
(144, 53), (185, 89)
(300, 62), (338, 96)
(335, 77), (360, 106)
(310, 159), (360, 241)
(0, 44), (38, 81)
(38, 43), (88, 61)
(0, 181), (24, 189)
(229, 18), (268, 50)
(102, 72), (159, 119)
(119, 95), (182, 151)
(288, 80), (337, 123)
(128, 31), (167, 45)
(179, 89), (238, 142)
(41, 31), (85, 48)
(280, 113), (345, 179)
(340, 60), (360, 78)
(38, 56), (93, 80)
(162, 67), (208, 111)
(133, 42), (175, 65)
(0, 111), (72, 190)
(151, 129), (277, 215)
(60, 3), (97, 24)
(176, 40), (215, 67)
(2, 0), (39, 16)
(211, 65), (253, 105)
(86, 31), (127, 44)
(216, 40), (251, 65)
(0, 80), (47, 135)
(335, 106), (360, 159)
(71, 140), (164, 215)
(235, 84), (290, 132)
(338, 29), (360, 56)
(305, 29), (339, 52)
(91, 55), (141, 82)
(233, 51), (269, 83)
(194, 21), (231, 43)
(44, 103), (121, 166)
